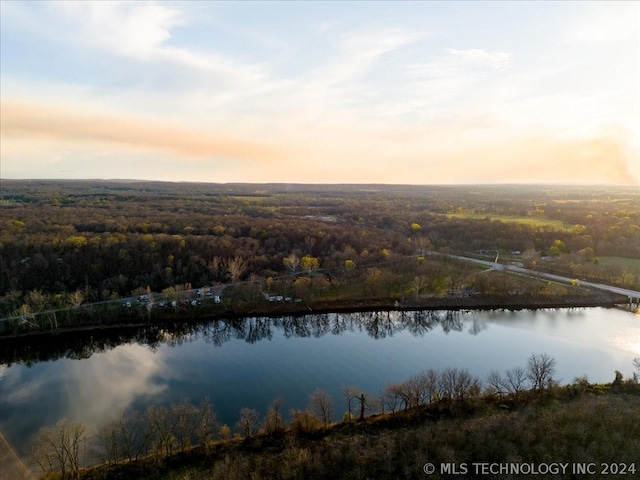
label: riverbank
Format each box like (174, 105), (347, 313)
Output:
(78, 382), (640, 480)
(0, 290), (628, 342)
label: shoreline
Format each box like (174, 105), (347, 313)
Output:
(0, 292), (629, 343)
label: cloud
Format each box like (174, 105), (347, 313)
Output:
(304, 27), (423, 94)
(2, 97), (637, 185)
(1, 99), (283, 162)
(39, 2), (270, 94)
(424, 130), (640, 185)
(1, 370), (48, 404)
(446, 48), (511, 70)
(563, 1), (639, 46)
(52, 1), (183, 59)
(1, 3), (636, 185)
(64, 344), (170, 424)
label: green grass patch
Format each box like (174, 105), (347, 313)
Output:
(597, 256), (640, 271)
(440, 213), (574, 230)
(227, 195), (271, 203)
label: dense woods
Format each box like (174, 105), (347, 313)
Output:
(1, 181), (638, 321)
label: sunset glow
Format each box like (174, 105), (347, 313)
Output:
(1, 1), (638, 184)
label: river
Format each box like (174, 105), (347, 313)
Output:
(1, 307), (638, 456)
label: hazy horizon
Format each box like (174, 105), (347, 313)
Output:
(1, 1), (638, 185)
(3, 178), (639, 190)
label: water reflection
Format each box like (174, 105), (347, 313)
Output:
(64, 344), (170, 426)
(1, 308), (638, 458)
(1, 310), (468, 366)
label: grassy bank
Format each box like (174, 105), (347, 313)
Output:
(75, 383), (640, 480)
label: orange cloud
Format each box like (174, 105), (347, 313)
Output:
(0, 99), (282, 162)
(280, 125), (639, 185)
(466, 133), (639, 185)
(2, 98), (637, 185)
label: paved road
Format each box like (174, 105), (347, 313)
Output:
(438, 252), (640, 300)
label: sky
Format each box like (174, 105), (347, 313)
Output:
(1, 1), (638, 185)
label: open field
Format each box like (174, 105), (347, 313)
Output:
(597, 256), (640, 271)
(440, 212), (574, 231)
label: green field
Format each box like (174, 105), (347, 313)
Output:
(597, 256), (640, 271)
(440, 213), (574, 230)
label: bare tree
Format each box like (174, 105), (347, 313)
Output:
(416, 236), (432, 255)
(123, 410), (150, 462)
(172, 398), (198, 453)
(146, 405), (175, 458)
(264, 398), (284, 434)
(452, 368), (481, 401)
(633, 357), (640, 382)
(412, 276), (428, 300)
(95, 418), (119, 465)
(300, 235), (314, 255)
(382, 384), (403, 414)
(412, 372), (438, 406)
(30, 419), (89, 480)
(486, 369), (506, 398)
(504, 366), (528, 403)
(403, 376), (421, 407)
(342, 386), (360, 422)
(237, 407), (260, 439)
(527, 354), (557, 394)
(440, 368), (480, 402)
(421, 369), (441, 403)
(309, 389), (333, 427)
(396, 382), (413, 410)
(197, 398), (217, 454)
(95, 410), (149, 464)
(440, 368), (457, 401)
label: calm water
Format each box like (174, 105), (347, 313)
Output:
(1, 307), (639, 455)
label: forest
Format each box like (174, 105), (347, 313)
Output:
(1, 181), (639, 323)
